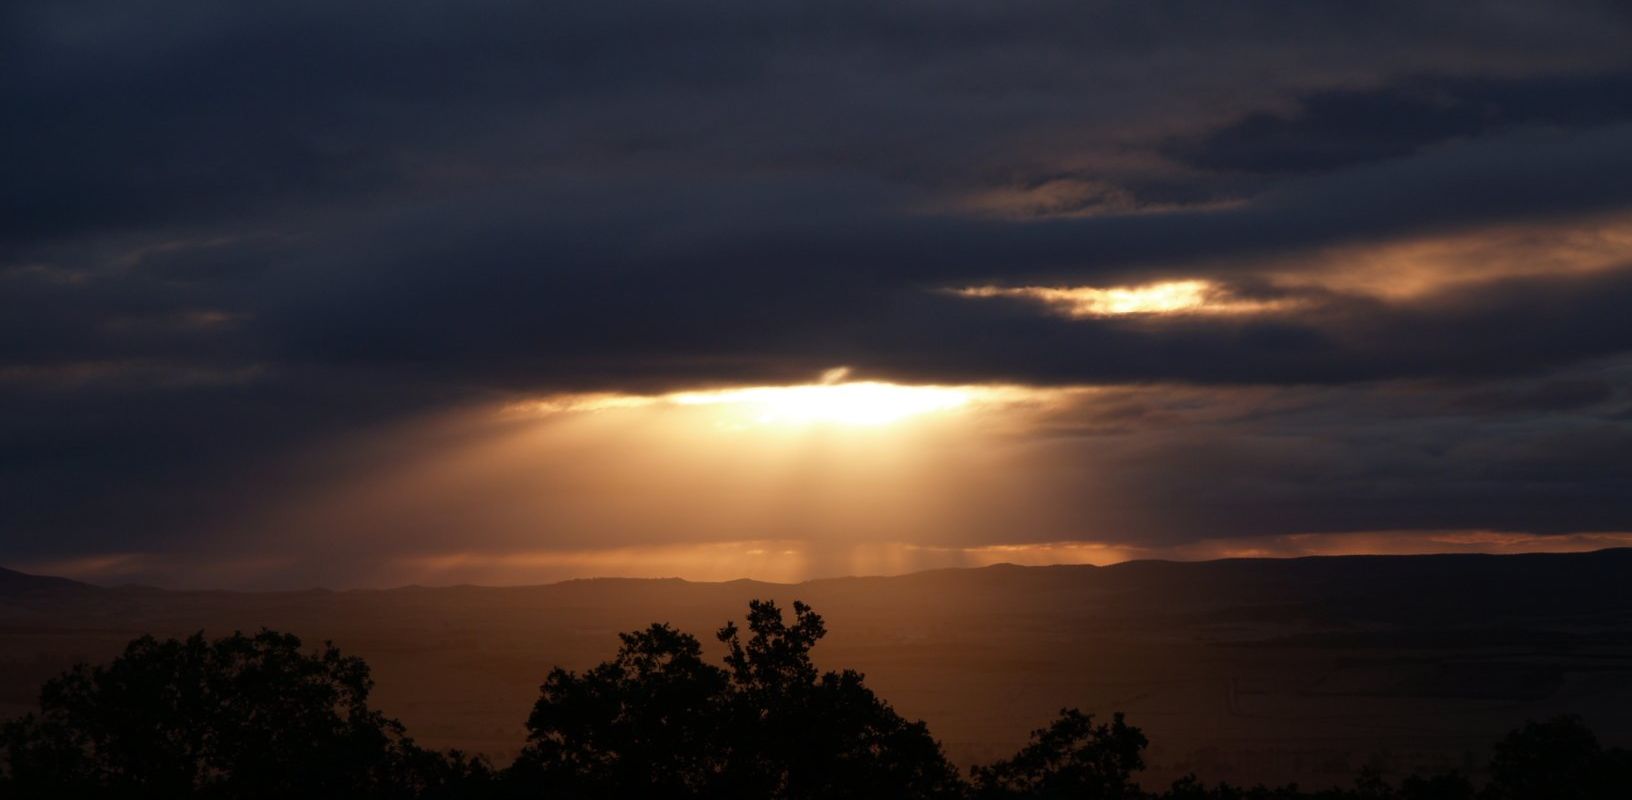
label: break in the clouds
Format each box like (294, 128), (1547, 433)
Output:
(5, 1), (1632, 587)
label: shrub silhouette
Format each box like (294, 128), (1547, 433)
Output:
(4, 602), (1632, 799)
(973, 709), (1147, 800)
(1396, 772), (1476, 800)
(510, 599), (965, 799)
(1151, 716), (1631, 800)
(0, 629), (487, 799)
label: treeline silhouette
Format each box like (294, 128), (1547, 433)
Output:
(2, 600), (1628, 799)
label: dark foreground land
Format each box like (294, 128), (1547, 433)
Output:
(3, 550), (1631, 789)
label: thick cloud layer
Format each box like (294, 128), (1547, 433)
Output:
(5, 1), (1632, 585)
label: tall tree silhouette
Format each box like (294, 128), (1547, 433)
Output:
(0, 630), (485, 799)
(716, 600), (965, 799)
(509, 622), (732, 796)
(511, 599), (964, 799)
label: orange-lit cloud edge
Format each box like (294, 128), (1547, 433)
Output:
(951, 210), (1632, 319)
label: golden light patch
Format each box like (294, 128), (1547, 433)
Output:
(955, 280), (1289, 318)
(507, 372), (1046, 428)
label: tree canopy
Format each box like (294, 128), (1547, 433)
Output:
(512, 599), (965, 799)
(0, 629), (483, 799)
(973, 710), (1147, 800)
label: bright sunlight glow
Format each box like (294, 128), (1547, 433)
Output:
(668, 381), (974, 426)
(509, 370), (1022, 428)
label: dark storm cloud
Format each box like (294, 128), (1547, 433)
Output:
(104, 127), (1632, 392)
(957, 360), (1632, 548)
(1165, 71), (1632, 175)
(19, 120), (1629, 387)
(1089, 369), (1632, 544)
(6, 0), (1629, 247)
(6, 0), (1632, 576)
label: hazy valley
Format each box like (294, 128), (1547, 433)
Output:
(5, 550), (1631, 789)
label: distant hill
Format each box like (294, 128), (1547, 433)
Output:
(8, 547), (1632, 605)
(0, 566), (97, 596)
(6, 548), (1632, 634)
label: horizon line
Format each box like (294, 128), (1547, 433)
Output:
(8, 545), (1630, 595)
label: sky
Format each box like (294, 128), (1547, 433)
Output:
(6, 1), (1632, 588)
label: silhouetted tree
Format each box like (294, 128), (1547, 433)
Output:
(972, 709), (1147, 799)
(715, 600), (965, 799)
(0, 629), (488, 800)
(1483, 715), (1631, 800)
(510, 599), (964, 799)
(508, 622), (732, 797)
